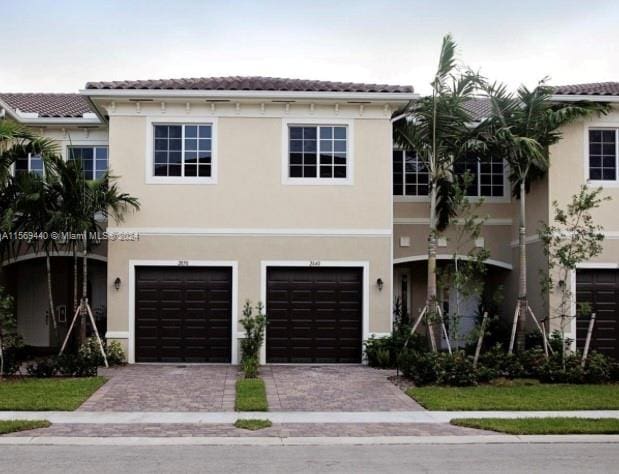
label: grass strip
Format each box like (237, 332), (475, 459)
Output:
(451, 417), (619, 434)
(0, 377), (107, 411)
(407, 383), (619, 411)
(235, 378), (268, 411)
(0, 420), (51, 435)
(234, 419), (273, 430)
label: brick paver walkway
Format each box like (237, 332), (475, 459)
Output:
(78, 365), (237, 412)
(262, 366), (424, 412)
(5, 423), (488, 437)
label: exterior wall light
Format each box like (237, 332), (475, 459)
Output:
(114, 277), (122, 290)
(376, 278), (384, 291)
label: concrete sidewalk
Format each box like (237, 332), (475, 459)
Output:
(2, 410), (619, 424)
(1, 434), (619, 446)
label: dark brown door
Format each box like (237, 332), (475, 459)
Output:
(135, 266), (232, 363)
(576, 269), (619, 360)
(266, 267), (363, 363)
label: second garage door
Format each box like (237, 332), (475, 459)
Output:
(266, 267), (363, 363)
(135, 266), (232, 363)
(576, 269), (619, 360)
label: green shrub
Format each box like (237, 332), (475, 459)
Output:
(56, 353), (98, 377)
(79, 337), (126, 367)
(26, 358), (57, 378)
(364, 326), (428, 369)
(437, 351), (478, 386)
(239, 301), (267, 378)
(242, 357), (259, 379)
(398, 350), (478, 387)
(583, 352), (612, 383)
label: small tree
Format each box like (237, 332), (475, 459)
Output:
(539, 185), (609, 366)
(239, 301), (267, 378)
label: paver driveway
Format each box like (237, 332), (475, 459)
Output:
(78, 365), (236, 412)
(262, 365), (424, 411)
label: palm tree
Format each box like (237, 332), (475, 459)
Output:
(50, 157), (140, 350)
(394, 35), (485, 350)
(0, 120), (60, 337)
(10, 172), (62, 337)
(482, 80), (608, 352)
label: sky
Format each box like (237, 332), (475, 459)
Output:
(1, 0), (618, 95)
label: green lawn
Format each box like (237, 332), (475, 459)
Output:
(235, 378), (268, 411)
(407, 383), (619, 410)
(0, 377), (106, 411)
(0, 420), (51, 434)
(451, 417), (619, 434)
(234, 419), (273, 431)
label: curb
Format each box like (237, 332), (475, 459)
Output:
(1, 434), (619, 446)
(1, 410), (619, 424)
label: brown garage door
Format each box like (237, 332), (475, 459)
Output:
(576, 269), (619, 360)
(135, 266), (232, 363)
(266, 267), (363, 363)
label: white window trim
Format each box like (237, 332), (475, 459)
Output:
(11, 152), (45, 177)
(281, 118), (354, 186)
(126, 259), (238, 364)
(392, 150), (510, 203)
(259, 260), (370, 364)
(67, 145), (108, 180)
(145, 116), (218, 185)
(584, 125), (619, 187)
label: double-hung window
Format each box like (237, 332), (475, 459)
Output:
(68, 146), (108, 180)
(286, 124), (350, 183)
(588, 129), (617, 182)
(393, 150), (505, 198)
(392, 150), (429, 196)
(14, 153), (44, 177)
(152, 124), (214, 181)
(454, 156), (505, 197)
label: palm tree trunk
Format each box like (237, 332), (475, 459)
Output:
(427, 181), (439, 352)
(45, 253), (58, 344)
(79, 239), (88, 345)
(73, 250), (78, 313)
(516, 179), (528, 351)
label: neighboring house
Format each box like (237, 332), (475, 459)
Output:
(0, 93), (108, 350)
(1, 78), (618, 362)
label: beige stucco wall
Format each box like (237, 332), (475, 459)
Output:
(106, 235), (392, 360)
(103, 103), (395, 361)
(108, 114), (392, 230)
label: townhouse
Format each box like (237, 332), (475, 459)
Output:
(1, 77), (617, 363)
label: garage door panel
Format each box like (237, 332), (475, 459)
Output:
(135, 266), (232, 363)
(576, 269), (619, 360)
(266, 267), (363, 363)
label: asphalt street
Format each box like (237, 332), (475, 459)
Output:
(2, 443), (617, 473)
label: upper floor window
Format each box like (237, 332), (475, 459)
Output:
(15, 153), (44, 177)
(68, 146), (108, 180)
(393, 150), (505, 198)
(286, 124), (350, 183)
(153, 124), (213, 179)
(589, 129), (617, 181)
(393, 150), (428, 196)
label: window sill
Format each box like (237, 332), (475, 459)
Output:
(283, 178), (353, 186)
(145, 177), (217, 185)
(393, 195), (510, 203)
(586, 179), (619, 188)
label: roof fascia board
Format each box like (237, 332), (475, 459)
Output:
(81, 89), (419, 102)
(551, 94), (619, 103)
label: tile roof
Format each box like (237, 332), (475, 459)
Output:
(0, 93), (93, 118)
(85, 76), (414, 94)
(553, 82), (619, 96)
(463, 97), (492, 121)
